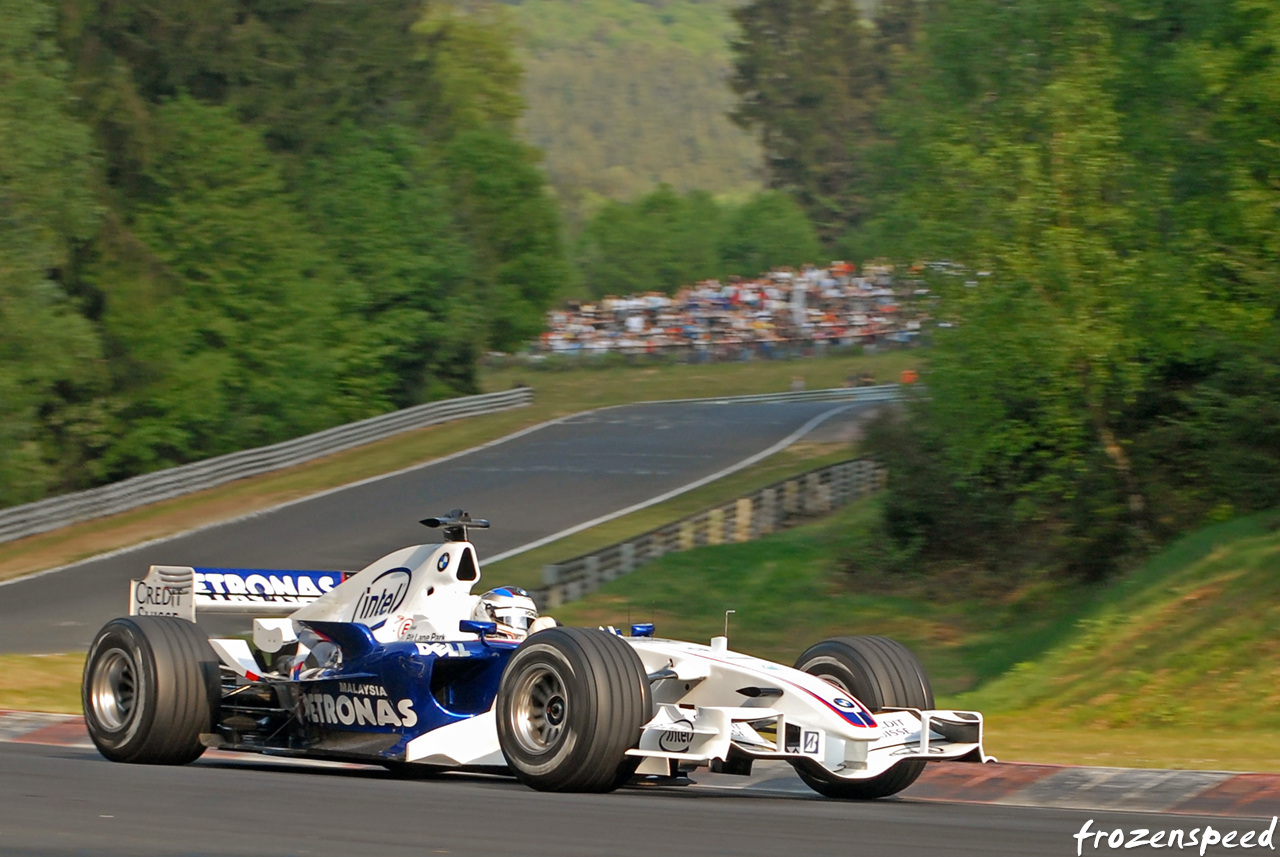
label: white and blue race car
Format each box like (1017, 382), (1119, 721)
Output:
(83, 511), (991, 798)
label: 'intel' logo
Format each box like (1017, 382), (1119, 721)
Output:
(351, 568), (411, 622)
(658, 719), (694, 752)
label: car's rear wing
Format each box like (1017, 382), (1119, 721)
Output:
(129, 564), (351, 621)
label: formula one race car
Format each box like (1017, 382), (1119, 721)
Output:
(84, 511), (991, 798)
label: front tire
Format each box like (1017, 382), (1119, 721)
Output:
(496, 627), (652, 792)
(793, 635), (934, 799)
(82, 616), (221, 765)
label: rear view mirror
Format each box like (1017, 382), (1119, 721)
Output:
(459, 619), (497, 636)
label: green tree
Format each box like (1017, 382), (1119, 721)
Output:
(859, 0), (1280, 578)
(415, 2), (526, 137)
(729, 0), (881, 241)
(445, 127), (571, 349)
(86, 97), (350, 475)
(0, 0), (106, 504)
(876, 8), (1171, 575)
(575, 185), (724, 296)
(574, 186), (823, 296)
(719, 191), (821, 277)
(296, 124), (478, 405)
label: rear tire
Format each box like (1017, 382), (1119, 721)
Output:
(82, 616), (221, 765)
(792, 635), (933, 799)
(496, 627), (652, 792)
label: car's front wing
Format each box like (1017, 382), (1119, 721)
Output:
(626, 702), (992, 779)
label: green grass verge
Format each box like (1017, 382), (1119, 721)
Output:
(0, 350), (918, 585)
(0, 654), (85, 715)
(554, 502), (1280, 772)
(955, 511), (1280, 726)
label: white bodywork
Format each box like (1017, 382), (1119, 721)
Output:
(127, 538), (990, 781)
(623, 636), (989, 779)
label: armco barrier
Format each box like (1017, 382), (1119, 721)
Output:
(535, 458), (886, 608)
(649, 383), (904, 406)
(0, 387), (534, 545)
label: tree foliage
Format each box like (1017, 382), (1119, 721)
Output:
(773, 0), (1280, 580)
(88, 97), (353, 475)
(729, 0), (895, 241)
(719, 192), (823, 278)
(445, 128), (570, 350)
(574, 186), (820, 297)
(0, 0), (569, 508)
(0, 0), (105, 504)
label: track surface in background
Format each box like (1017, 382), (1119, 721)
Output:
(0, 742), (1208, 857)
(0, 401), (861, 653)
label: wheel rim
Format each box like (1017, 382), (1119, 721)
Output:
(800, 656), (854, 696)
(91, 648), (138, 731)
(817, 673), (852, 696)
(508, 663), (568, 754)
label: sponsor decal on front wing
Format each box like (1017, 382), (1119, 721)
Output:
(658, 719), (695, 753)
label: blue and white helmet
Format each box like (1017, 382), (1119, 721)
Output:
(472, 587), (539, 639)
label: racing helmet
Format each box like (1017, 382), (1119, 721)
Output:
(472, 587), (539, 638)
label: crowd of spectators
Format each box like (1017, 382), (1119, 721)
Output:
(537, 262), (933, 356)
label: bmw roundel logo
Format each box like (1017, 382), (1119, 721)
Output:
(437, 554), (450, 572)
(832, 698), (856, 709)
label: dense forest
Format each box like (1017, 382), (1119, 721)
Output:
(503, 0), (763, 220)
(0, 0), (566, 507)
(727, 0), (1280, 579)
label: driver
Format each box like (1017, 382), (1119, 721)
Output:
(471, 587), (557, 640)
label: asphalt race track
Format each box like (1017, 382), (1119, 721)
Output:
(0, 400), (865, 653)
(0, 742), (1216, 856)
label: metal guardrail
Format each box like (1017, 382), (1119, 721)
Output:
(656, 384), (904, 406)
(0, 388), (535, 545)
(534, 458), (886, 609)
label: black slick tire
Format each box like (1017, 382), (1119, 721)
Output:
(496, 627), (652, 792)
(82, 616), (221, 765)
(792, 635), (934, 799)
